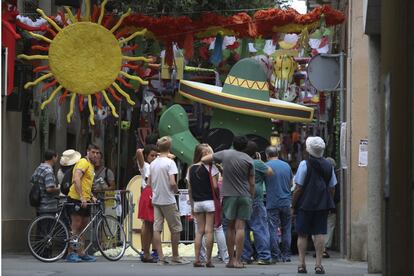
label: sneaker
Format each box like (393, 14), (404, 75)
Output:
(151, 250), (159, 262)
(66, 252), (82, 263)
(271, 258), (281, 264)
(79, 254), (97, 262)
(257, 259), (271, 265)
(170, 256), (190, 264)
(241, 259), (253, 265)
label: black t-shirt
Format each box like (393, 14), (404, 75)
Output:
(188, 165), (213, 202)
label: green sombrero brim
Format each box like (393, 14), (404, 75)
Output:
(179, 80), (314, 123)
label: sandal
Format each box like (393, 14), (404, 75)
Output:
(315, 265), (325, 274)
(298, 265), (307, 274)
(206, 261), (215, 268)
(193, 261), (204, 267)
(322, 251), (330, 258)
(142, 257), (157, 263)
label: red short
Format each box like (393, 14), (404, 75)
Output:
(138, 186), (154, 222)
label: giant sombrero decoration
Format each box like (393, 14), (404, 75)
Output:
(159, 58), (314, 164)
(179, 58), (314, 122)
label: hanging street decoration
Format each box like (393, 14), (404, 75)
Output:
(12, 2), (345, 130)
(17, 0), (151, 125)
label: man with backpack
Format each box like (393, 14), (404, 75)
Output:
(58, 149), (81, 193)
(30, 149), (60, 215)
(292, 137), (337, 275)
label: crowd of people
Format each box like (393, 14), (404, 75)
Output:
(30, 134), (338, 274)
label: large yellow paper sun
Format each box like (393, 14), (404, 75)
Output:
(18, 0), (149, 125)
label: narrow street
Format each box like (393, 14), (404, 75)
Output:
(2, 0), (413, 275)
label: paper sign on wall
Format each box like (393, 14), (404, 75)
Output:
(358, 139), (368, 167)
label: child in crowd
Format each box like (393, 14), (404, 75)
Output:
(148, 136), (189, 264)
(187, 144), (219, 267)
(136, 144), (159, 262)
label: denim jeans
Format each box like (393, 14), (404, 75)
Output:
(241, 200), (271, 261)
(267, 206), (292, 261)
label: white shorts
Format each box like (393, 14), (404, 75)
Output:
(193, 200), (215, 213)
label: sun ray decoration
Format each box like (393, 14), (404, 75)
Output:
(18, 1), (149, 125)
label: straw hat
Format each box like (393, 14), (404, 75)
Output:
(60, 149), (81, 166)
(306, 136), (325, 158)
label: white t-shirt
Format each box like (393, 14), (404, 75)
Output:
(150, 157), (178, 205)
(138, 161), (150, 189)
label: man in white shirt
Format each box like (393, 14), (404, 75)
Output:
(149, 136), (188, 264)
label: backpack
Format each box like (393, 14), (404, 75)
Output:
(29, 180), (41, 207)
(60, 166), (74, 195)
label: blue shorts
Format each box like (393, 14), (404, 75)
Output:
(295, 210), (328, 235)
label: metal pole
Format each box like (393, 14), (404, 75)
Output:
(319, 52), (346, 257)
(116, 101), (121, 190)
(338, 51), (345, 257)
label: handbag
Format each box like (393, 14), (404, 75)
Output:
(208, 165), (222, 228)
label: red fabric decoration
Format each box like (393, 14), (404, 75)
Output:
(226, 41), (239, 50)
(164, 41), (174, 67)
(95, 93), (102, 110)
(33, 65), (49, 73)
(117, 76), (133, 89)
(2, 4), (21, 96)
(319, 92), (326, 114)
(59, 89), (68, 105)
(42, 79), (57, 92)
(91, 4), (99, 23)
(108, 87), (121, 102)
(230, 12), (256, 37)
(122, 6), (345, 46)
(183, 33), (194, 60)
(199, 46), (209, 61)
(78, 95), (84, 112)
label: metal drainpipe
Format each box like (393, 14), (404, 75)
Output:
(339, 51), (345, 258)
(116, 101), (121, 190)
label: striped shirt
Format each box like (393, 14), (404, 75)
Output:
(31, 163), (59, 213)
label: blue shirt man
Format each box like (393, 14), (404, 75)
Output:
(265, 146), (293, 262)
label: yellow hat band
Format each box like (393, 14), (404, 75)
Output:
(224, 75), (268, 92)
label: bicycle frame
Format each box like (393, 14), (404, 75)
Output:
(68, 201), (106, 250)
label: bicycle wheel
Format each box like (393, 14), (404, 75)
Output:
(96, 215), (126, 261)
(27, 215), (69, 262)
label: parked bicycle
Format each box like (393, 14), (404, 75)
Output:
(27, 197), (126, 262)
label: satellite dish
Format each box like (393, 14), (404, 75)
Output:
(307, 55), (340, 91)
